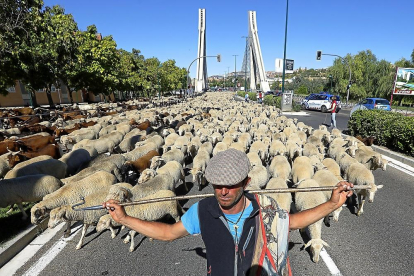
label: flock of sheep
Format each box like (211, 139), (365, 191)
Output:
(0, 93), (386, 262)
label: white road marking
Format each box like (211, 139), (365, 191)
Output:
(382, 156), (414, 176)
(320, 247), (343, 276)
(22, 224), (82, 276)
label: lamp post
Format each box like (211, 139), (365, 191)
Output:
(281, 0), (289, 94)
(329, 74), (333, 93)
(187, 54), (221, 98)
(233, 55), (238, 92)
(223, 72), (226, 90)
(317, 52), (352, 105)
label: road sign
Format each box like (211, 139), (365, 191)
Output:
(286, 59), (294, 71)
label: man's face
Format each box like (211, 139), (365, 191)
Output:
(212, 178), (249, 210)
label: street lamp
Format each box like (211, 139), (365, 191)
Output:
(233, 55), (238, 92)
(316, 51), (352, 105)
(187, 54), (221, 98)
(281, 0), (289, 94)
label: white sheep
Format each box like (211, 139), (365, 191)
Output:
(291, 156), (314, 184)
(188, 136), (202, 159)
(200, 141), (213, 156)
(150, 149), (185, 170)
(171, 136), (189, 155)
(312, 170), (343, 222)
(269, 140), (287, 158)
(138, 161), (186, 191)
(59, 148), (91, 176)
(322, 158), (343, 180)
(294, 179), (329, 263)
(118, 128), (146, 152)
(73, 138), (116, 155)
(247, 152), (262, 169)
(163, 133), (180, 152)
(0, 152), (11, 178)
(31, 171), (117, 227)
(247, 165), (269, 190)
(355, 147), (387, 171)
(123, 142), (158, 162)
(286, 140), (302, 164)
(96, 190), (183, 252)
(5, 158), (67, 180)
(250, 140), (268, 164)
(48, 183), (132, 249)
(135, 135), (164, 151)
(190, 150), (210, 190)
(345, 162), (383, 216)
(0, 174), (63, 219)
(303, 143), (323, 160)
(212, 142), (229, 156)
(337, 152), (358, 176)
(265, 177), (292, 211)
(209, 132), (223, 146)
(268, 155), (291, 182)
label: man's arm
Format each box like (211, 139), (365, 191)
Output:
(104, 200), (189, 241)
(289, 181), (353, 230)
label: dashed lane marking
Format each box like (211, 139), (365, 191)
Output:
(22, 224), (82, 276)
(320, 247), (343, 276)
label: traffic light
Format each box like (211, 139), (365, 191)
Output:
(316, 51), (322, 60)
(347, 81), (352, 90)
(217, 54), (221, 62)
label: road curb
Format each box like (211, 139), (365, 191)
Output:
(0, 218), (49, 268)
(371, 145), (414, 169)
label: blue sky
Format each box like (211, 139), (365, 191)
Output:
(44, 0), (414, 78)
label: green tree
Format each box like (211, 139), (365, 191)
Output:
(0, 0), (43, 98)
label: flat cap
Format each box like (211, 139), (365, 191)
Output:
(205, 148), (250, 186)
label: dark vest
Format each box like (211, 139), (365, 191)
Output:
(198, 192), (260, 276)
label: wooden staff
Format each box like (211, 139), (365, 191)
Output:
(72, 185), (366, 211)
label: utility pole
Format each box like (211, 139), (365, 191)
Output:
(281, 0), (289, 94)
(227, 66), (230, 90)
(223, 72), (226, 90)
(233, 55), (238, 92)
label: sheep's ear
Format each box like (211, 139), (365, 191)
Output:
(377, 185), (384, 189)
(304, 240), (312, 249)
(321, 240), (330, 247)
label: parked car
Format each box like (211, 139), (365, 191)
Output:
(301, 92), (341, 113)
(360, 98), (391, 111)
(264, 91), (274, 96)
(301, 93), (341, 112)
(350, 97), (391, 117)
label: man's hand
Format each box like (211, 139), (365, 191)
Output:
(103, 199), (127, 224)
(329, 181), (354, 209)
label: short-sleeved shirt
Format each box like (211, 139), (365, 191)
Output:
(182, 201), (254, 243)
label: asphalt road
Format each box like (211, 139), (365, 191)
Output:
(9, 107), (414, 276)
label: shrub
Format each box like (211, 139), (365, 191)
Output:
(248, 92), (257, 101)
(292, 101), (301, 112)
(237, 91), (245, 97)
(263, 95), (281, 108)
(348, 110), (414, 157)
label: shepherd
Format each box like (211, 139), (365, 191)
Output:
(104, 149), (353, 276)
